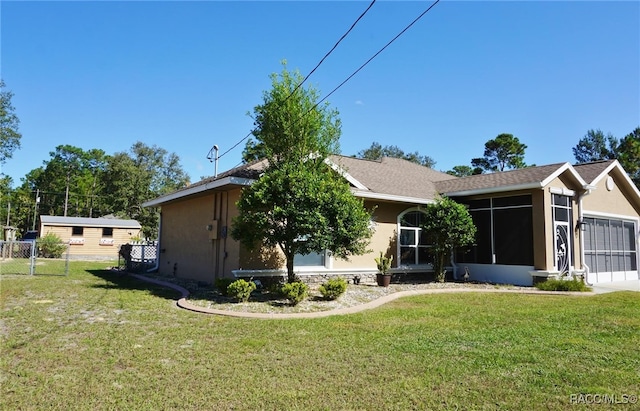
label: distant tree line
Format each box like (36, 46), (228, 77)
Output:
(353, 127), (639, 191)
(1, 142), (189, 238)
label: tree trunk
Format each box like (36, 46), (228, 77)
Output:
(436, 252), (446, 283)
(286, 254), (296, 283)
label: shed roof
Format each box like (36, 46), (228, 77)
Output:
(40, 216), (141, 229)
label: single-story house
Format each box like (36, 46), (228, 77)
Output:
(142, 156), (640, 286)
(39, 216), (142, 259)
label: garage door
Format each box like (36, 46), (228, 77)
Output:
(583, 217), (639, 283)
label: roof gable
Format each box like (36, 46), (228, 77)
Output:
(575, 160), (640, 209)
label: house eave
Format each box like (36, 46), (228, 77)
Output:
(142, 177), (254, 208)
(442, 182), (545, 197)
(352, 190), (436, 205)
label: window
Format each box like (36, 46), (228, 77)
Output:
(294, 251), (326, 267)
(102, 227), (113, 237)
(293, 236), (329, 268)
(72, 226), (84, 236)
(457, 195), (533, 266)
(398, 209), (433, 266)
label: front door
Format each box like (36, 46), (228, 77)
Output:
(552, 194), (573, 275)
(555, 222), (571, 274)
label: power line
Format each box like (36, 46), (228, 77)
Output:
(218, 0), (441, 163)
(286, 0), (377, 102)
(313, 0), (441, 110)
(216, 0), (377, 161)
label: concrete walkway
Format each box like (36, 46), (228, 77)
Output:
(591, 279), (640, 294)
(130, 273), (601, 320)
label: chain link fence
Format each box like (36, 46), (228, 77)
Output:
(0, 240), (70, 276)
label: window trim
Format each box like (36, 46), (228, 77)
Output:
(397, 208), (432, 267)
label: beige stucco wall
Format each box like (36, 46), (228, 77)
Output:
(235, 199), (409, 272)
(157, 188), (244, 282)
(332, 201), (408, 270)
(40, 224), (140, 258)
(582, 171), (640, 217)
(158, 193), (216, 282)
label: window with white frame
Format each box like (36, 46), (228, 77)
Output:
(398, 209), (433, 266)
(293, 236), (330, 268)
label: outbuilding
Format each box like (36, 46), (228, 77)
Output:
(39, 216), (142, 259)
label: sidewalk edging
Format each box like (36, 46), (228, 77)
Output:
(129, 273), (594, 319)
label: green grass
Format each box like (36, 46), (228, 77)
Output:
(2, 262), (639, 410)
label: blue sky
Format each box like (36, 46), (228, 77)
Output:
(2, 1), (638, 187)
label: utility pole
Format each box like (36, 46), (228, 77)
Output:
(207, 145), (220, 178)
(32, 189), (40, 231)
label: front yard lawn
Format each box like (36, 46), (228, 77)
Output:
(2, 262), (638, 410)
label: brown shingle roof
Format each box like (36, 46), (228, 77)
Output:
(435, 163), (569, 195)
(329, 155), (457, 200)
(183, 158), (267, 191)
(573, 160), (616, 184)
(148, 155), (612, 208)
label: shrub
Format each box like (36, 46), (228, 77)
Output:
(535, 278), (591, 292)
(214, 278), (234, 296)
(37, 233), (67, 258)
(319, 277), (347, 300)
(227, 279), (257, 302)
(281, 281), (309, 306)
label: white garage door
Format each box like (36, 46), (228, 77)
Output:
(583, 217), (639, 283)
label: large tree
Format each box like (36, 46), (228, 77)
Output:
(28, 145), (108, 218)
(472, 133), (527, 172)
(615, 127), (640, 188)
(0, 80), (22, 165)
(446, 165), (481, 177)
(572, 129), (617, 164)
(421, 197), (476, 282)
(232, 64), (372, 282)
(357, 142), (436, 168)
(103, 142), (189, 238)
(572, 127), (640, 190)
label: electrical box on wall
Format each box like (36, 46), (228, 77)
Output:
(207, 220), (218, 240)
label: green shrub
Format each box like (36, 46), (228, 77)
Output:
(535, 278), (591, 292)
(266, 279), (285, 296)
(36, 233), (67, 258)
(227, 279), (256, 302)
(215, 278), (234, 296)
(319, 277), (347, 300)
(281, 281), (309, 306)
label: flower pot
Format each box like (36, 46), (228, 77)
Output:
(376, 273), (391, 287)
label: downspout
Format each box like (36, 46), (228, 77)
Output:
(147, 211), (161, 272)
(577, 187), (593, 285)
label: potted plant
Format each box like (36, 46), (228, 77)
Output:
(375, 251), (393, 287)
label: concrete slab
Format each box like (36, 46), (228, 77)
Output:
(591, 279), (640, 294)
